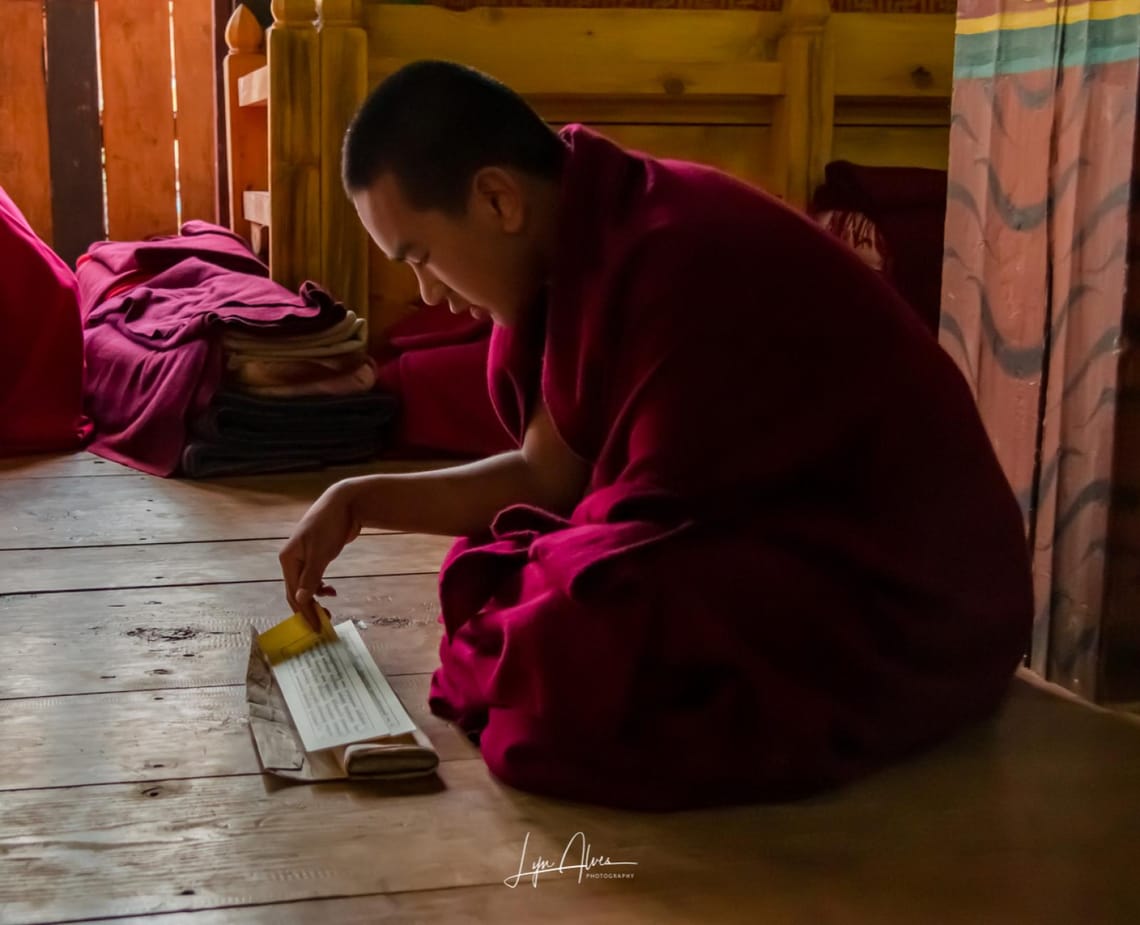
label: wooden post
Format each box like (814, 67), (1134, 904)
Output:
(172, 0), (220, 225)
(213, 0), (232, 227)
(773, 0), (833, 210)
(318, 0), (369, 317)
(223, 5), (267, 242)
(1105, 130), (1140, 701)
(98, 0), (179, 240)
(269, 0), (322, 290)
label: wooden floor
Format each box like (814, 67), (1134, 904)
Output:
(3, 453), (1140, 924)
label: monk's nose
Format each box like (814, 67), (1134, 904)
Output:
(416, 273), (446, 307)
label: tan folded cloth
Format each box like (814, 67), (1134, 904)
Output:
(226, 351), (368, 388)
(223, 311), (367, 355)
(239, 358), (378, 398)
(226, 326), (367, 360)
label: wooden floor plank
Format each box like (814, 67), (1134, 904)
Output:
(4, 684), (1140, 924)
(0, 575), (443, 699)
(79, 879), (746, 925)
(0, 762), (543, 924)
(0, 454), (458, 481)
(7, 429), (1140, 925)
(0, 462), (457, 548)
(0, 452), (134, 479)
(0, 473), (344, 548)
(0, 533), (453, 595)
(0, 674), (475, 790)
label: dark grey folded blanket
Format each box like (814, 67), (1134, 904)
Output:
(181, 390), (399, 478)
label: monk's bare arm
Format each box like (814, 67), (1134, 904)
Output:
(279, 401), (589, 624)
(342, 400), (589, 536)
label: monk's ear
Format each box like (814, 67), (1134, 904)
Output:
(470, 167), (525, 234)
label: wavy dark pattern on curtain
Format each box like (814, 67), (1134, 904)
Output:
(939, 0), (1139, 701)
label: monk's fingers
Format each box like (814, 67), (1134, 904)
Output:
(294, 587), (321, 631)
(278, 546), (304, 614)
(296, 562), (329, 630)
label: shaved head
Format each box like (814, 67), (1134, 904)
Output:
(342, 60), (566, 215)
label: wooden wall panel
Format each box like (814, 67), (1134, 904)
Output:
(831, 13), (955, 100)
(44, 0), (106, 266)
(832, 125), (949, 169)
(364, 7), (786, 100)
(223, 4), (268, 243)
(267, 1), (322, 291)
(601, 124), (775, 190)
(173, 0), (219, 224)
(98, 0), (179, 239)
(319, 1), (370, 313)
(0, 0), (53, 243)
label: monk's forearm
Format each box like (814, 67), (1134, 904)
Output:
(336, 451), (549, 537)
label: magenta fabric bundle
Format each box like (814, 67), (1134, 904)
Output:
(77, 223), (346, 475)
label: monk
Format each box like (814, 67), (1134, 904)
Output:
(279, 61), (1033, 810)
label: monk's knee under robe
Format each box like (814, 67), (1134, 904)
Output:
(428, 127), (1033, 810)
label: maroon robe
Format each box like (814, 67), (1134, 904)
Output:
(428, 126), (1033, 810)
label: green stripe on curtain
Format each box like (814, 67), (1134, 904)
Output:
(954, 13), (1140, 78)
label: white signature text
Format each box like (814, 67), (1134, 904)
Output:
(504, 831), (639, 888)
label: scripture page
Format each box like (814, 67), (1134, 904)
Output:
(271, 621), (416, 752)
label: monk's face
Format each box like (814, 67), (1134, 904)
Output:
(352, 168), (542, 326)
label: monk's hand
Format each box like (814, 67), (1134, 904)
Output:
(279, 481), (363, 630)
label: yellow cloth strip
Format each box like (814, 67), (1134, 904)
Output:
(956, 0), (1140, 36)
(258, 604), (337, 665)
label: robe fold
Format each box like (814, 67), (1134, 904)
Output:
(428, 126), (1033, 810)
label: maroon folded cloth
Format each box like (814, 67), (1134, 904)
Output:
(811, 161), (948, 334)
(77, 222), (346, 476)
(0, 185), (91, 455)
(375, 304), (513, 458)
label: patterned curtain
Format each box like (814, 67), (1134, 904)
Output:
(940, 0), (1140, 701)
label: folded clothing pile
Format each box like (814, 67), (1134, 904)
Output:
(182, 389), (396, 477)
(186, 307), (395, 477)
(223, 309), (373, 398)
(78, 221), (396, 478)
